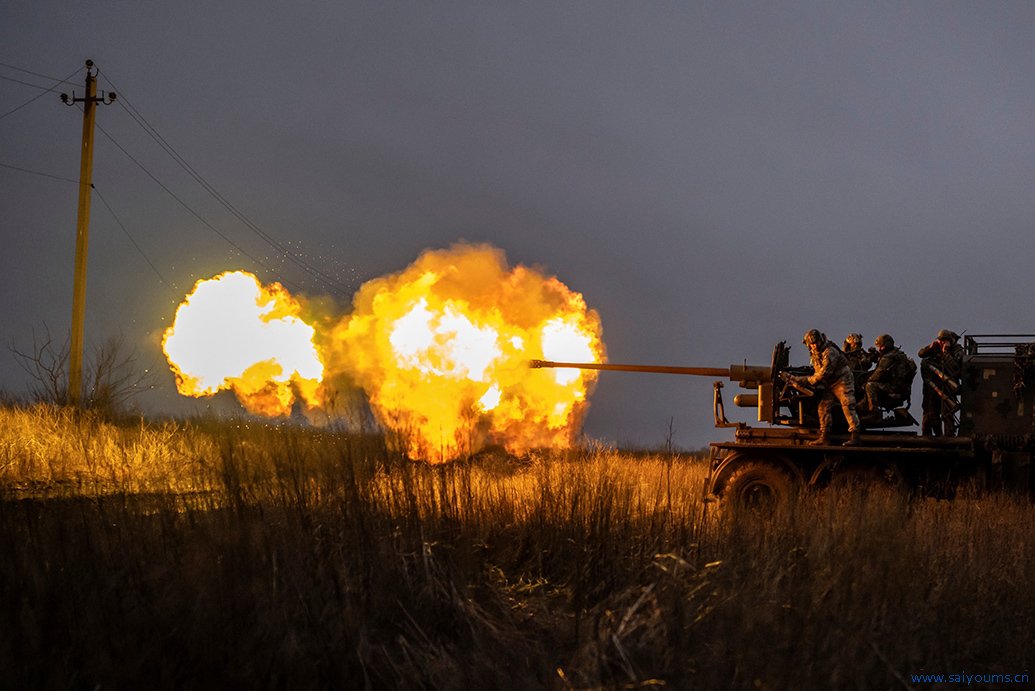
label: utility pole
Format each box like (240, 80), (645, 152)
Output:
(61, 59), (115, 405)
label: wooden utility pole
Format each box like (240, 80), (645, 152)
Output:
(61, 59), (115, 405)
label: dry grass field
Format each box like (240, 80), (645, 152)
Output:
(1, 402), (1033, 689)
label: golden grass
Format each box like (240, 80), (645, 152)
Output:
(0, 403), (218, 493)
(1, 403), (1032, 689)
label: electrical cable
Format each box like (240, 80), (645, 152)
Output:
(93, 185), (178, 296)
(118, 96), (352, 293)
(0, 161), (178, 298)
(0, 73), (53, 90)
(5, 61), (342, 296)
(0, 65), (85, 121)
(100, 70), (353, 295)
(0, 161), (180, 307)
(0, 60), (82, 85)
(0, 161), (82, 185)
(91, 118), (305, 291)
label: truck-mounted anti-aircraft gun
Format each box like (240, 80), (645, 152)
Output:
(531, 335), (1035, 513)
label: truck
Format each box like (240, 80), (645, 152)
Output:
(530, 334), (1035, 513)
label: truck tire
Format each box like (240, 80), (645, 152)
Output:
(722, 461), (797, 516)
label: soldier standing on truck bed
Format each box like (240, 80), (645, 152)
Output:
(918, 329), (963, 436)
(843, 332), (877, 401)
(795, 329), (861, 447)
(863, 334), (916, 419)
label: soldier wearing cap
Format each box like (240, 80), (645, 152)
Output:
(918, 329), (963, 436)
(864, 334), (916, 418)
(795, 329), (861, 446)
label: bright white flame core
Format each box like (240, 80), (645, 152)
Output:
(162, 271), (323, 415)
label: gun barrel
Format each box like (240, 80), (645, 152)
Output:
(529, 360), (731, 378)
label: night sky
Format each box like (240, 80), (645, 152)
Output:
(2, 2), (1034, 449)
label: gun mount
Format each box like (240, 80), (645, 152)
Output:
(535, 335), (1035, 515)
(532, 342), (857, 431)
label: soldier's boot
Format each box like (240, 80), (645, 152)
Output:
(808, 432), (830, 447)
(842, 430), (862, 447)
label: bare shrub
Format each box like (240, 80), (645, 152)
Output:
(10, 325), (151, 415)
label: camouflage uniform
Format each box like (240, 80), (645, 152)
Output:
(843, 333), (876, 400)
(865, 345), (915, 414)
(806, 340), (861, 436)
(844, 346), (875, 373)
(918, 330), (963, 436)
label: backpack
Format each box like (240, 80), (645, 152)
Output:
(901, 355), (918, 390)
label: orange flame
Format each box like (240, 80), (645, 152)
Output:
(163, 245), (604, 460)
(162, 270), (324, 416)
(328, 245), (604, 460)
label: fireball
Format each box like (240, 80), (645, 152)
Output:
(162, 245), (604, 461)
(330, 245), (604, 460)
(162, 270), (324, 416)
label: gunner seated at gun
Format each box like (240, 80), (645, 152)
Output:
(862, 334), (916, 418)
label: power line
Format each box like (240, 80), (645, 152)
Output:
(0, 159), (178, 298)
(0, 160), (82, 185)
(101, 70), (353, 295)
(7, 61), (350, 296)
(0, 73), (52, 90)
(2, 155), (275, 299)
(115, 94), (353, 293)
(4, 62), (282, 289)
(0, 60), (82, 85)
(3, 116), (296, 295)
(93, 186), (177, 295)
(91, 117), (304, 290)
(0, 65), (84, 121)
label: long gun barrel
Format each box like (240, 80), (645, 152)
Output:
(529, 359), (731, 377)
(530, 358), (777, 428)
(529, 360), (773, 383)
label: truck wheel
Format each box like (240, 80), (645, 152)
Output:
(723, 461), (796, 516)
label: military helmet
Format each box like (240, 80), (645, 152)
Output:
(875, 333), (895, 349)
(844, 333), (863, 348)
(936, 329), (959, 343)
(803, 329), (826, 347)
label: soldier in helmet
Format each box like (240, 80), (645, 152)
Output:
(794, 329), (861, 446)
(918, 329), (963, 436)
(863, 334), (916, 418)
(843, 333), (877, 400)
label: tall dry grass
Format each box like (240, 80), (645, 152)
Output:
(0, 403), (1032, 689)
(0, 403), (218, 494)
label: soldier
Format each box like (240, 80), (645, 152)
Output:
(795, 329), (861, 446)
(843, 332), (877, 400)
(918, 329), (963, 436)
(864, 334), (916, 418)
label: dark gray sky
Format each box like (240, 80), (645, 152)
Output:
(2, 2), (1034, 448)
